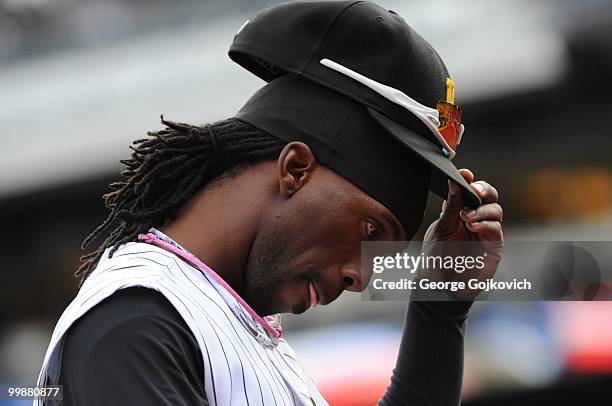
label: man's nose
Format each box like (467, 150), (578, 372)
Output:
(340, 266), (363, 292)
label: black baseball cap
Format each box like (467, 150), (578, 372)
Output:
(230, 1), (481, 235)
(237, 73), (431, 238)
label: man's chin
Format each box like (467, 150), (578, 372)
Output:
(248, 298), (286, 317)
(290, 302), (310, 315)
(246, 282), (308, 315)
(250, 298), (308, 316)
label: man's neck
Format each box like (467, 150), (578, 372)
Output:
(160, 161), (276, 296)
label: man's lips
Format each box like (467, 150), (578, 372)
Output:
(308, 279), (319, 308)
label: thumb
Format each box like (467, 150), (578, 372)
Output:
(438, 179), (465, 229)
(438, 169), (474, 229)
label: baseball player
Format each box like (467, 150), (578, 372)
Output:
(36, 1), (503, 405)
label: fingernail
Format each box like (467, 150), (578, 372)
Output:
(467, 210), (476, 216)
(472, 183), (485, 194)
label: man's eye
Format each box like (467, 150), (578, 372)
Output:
(366, 221), (380, 239)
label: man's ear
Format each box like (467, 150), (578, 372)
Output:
(277, 142), (317, 197)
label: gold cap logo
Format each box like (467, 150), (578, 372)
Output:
(445, 78), (455, 104)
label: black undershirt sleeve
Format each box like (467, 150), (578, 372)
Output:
(378, 300), (472, 406)
(58, 287), (208, 406)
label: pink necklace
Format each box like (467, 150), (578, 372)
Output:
(137, 230), (282, 339)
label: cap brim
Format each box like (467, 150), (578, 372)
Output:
(367, 107), (481, 209)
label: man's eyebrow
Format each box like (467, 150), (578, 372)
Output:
(381, 210), (401, 241)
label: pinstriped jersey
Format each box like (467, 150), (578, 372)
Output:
(35, 230), (328, 405)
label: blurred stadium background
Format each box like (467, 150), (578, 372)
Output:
(1, 0), (611, 404)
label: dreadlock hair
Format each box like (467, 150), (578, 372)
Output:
(76, 116), (286, 285)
